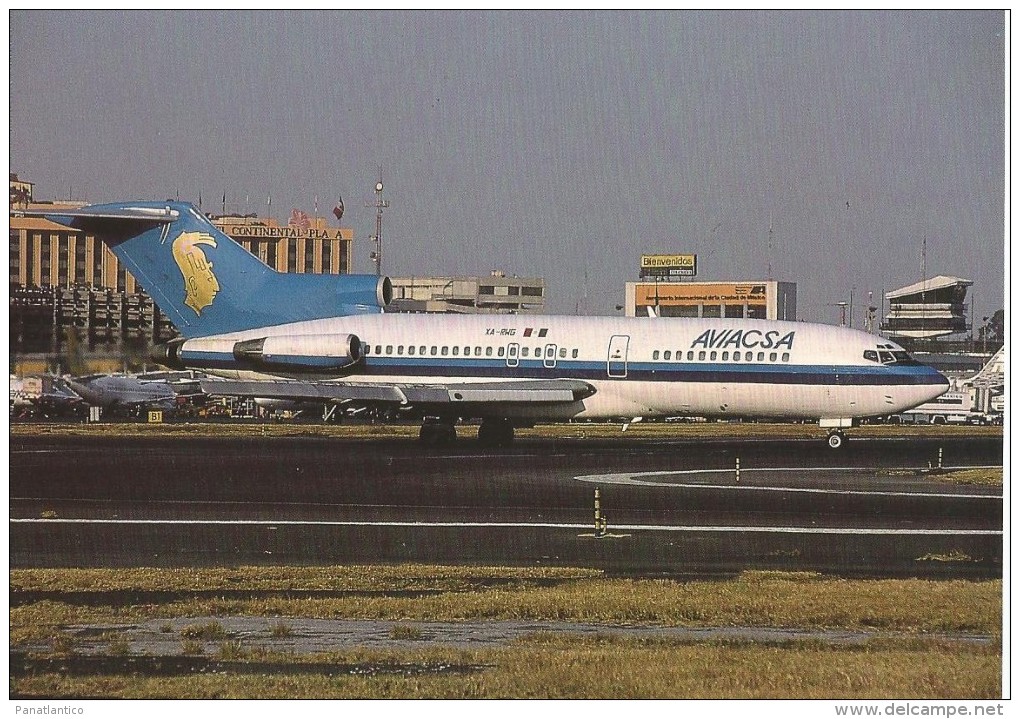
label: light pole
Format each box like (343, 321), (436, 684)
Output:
(836, 302), (848, 327)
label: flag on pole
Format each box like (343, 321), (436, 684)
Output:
(333, 196), (345, 222)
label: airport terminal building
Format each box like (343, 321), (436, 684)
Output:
(622, 253), (797, 320)
(624, 279), (797, 321)
(388, 273), (545, 314)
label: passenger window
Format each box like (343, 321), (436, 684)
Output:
(386, 345), (393, 354)
(745, 352), (753, 361)
(572, 349), (579, 358)
(408, 346), (415, 355)
(522, 347), (530, 357)
(732, 353), (741, 362)
(375, 345), (382, 355)
(687, 351), (695, 361)
(431, 346), (438, 356)
(698, 351), (706, 361)
(721, 352), (728, 361)
(420, 346), (426, 355)
(757, 352), (765, 362)
(498, 347), (506, 357)
(397, 346), (404, 355)
(710, 351), (717, 361)
(653, 350), (660, 360)
(453, 347), (460, 356)
(559, 347), (567, 358)
(441, 346), (449, 356)
(664, 351), (672, 360)
(782, 353), (790, 362)
(769, 352), (777, 362)
(486, 347), (494, 357)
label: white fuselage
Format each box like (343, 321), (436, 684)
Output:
(182, 313), (949, 423)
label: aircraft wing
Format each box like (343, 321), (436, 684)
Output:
(200, 378), (595, 407)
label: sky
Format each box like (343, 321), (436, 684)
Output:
(9, 10), (1007, 326)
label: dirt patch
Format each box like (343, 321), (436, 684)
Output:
(20, 617), (996, 658)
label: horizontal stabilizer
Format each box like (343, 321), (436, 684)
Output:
(17, 205), (179, 224)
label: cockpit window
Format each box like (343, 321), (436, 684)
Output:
(868, 347), (921, 366)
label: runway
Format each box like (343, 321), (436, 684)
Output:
(9, 432), (1003, 577)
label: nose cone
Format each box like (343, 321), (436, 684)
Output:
(65, 378), (100, 405)
(920, 365), (952, 403)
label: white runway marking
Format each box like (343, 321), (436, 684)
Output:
(573, 467), (1002, 500)
(8, 518), (1000, 536)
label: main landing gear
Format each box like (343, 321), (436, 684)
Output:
(418, 418), (457, 447)
(477, 418), (515, 448)
(417, 417), (516, 448)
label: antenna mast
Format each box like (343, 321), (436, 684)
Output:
(367, 169), (389, 276)
(920, 233), (927, 337)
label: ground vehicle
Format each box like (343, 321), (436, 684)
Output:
(892, 391), (986, 425)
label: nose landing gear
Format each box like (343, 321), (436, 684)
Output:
(826, 430), (847, 450)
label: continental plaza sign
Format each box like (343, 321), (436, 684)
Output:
(223, 224), (346, 241)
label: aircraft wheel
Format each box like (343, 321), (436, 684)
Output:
(420, 420), (457, 447)
(478, 419), (515, 447)
(497, 421), (515, 446)
(826, 430), (846, 450)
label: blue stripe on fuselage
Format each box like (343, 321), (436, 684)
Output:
(354, 358), (945, 387)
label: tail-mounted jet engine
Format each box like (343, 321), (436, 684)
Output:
(152, 334), (363, 374)
(232, 335), (363, 372)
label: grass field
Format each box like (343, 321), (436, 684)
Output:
(8, 418), (1005, 443)
(10, 566), (1002, 699)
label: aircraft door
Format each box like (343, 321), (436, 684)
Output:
(607, 335), (630, 378)
(544, 344), (558, 369)
(506, 343), (520, 368)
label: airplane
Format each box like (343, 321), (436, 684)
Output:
(20, 201), (950, 449)
(10, 374), (87, 418)
(64, 370), (206, 416)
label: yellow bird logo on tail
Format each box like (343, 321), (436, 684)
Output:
(172, 231), (220, 315)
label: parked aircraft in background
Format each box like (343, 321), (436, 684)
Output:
(9, 374), (87, 418)
(23, 201), (950, 448)
(65, 370), (207, 416)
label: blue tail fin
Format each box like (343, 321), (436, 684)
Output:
(36, 201), (390, 338)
